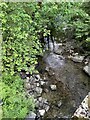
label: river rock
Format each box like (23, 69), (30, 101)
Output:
(72, 55), (84, 63)
(44, 88), (49, 93)
(72, 53), (79, 56)
(38, 97), (43, 102)
(24, 83), (31, 89)
(36, 83), (40, 87)
(69, 49), (74, 54)
(57, 100), (62, 108)
(25, 78), (30, 83)
(35, 87), (43, 94)
(39, 109), (45, 116)
(54, 49), (63, 55)
(50, 85), (57, 90)
(83, 65), (90, 76)
(35, 100), (40, 108)
(40, 81), (46, 86)
(45, 66), (49, 72)
(26, 111), (36, 120)
(68, 55), (73, 59)
(30, 76), (34, 81)
(26, 77), (30, 80)
(45, 105), (50, 112)
(72, 93), (90, 119)
(35, 74), (41, 80)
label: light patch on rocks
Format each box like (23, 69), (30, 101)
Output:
(39, 109), (45, 116)
(83, 64), (90, 76)
(26, 111), (36, 120)
(36, 83), (40, 87)
(24, 83), (31, 89)
(35, 87), (43, 94)
(50, 85), (57, 90)
(40, 81), (46, 86)
(72, 92), (90, 119)
(72, 55), (84, 63)
(57, 100), (62, 108)
(35, 74), (41, 80)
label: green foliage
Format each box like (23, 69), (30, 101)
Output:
(51, 2), (90, 50)
(1, 2), (89, 76)
(0, 74), (35, 118)
(0, 2), (90, 119)
(1, 3), (43, 75)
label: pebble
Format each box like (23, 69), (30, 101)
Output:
(35, 74), (41, 80)
(26, 111), (36, 120)
(26, 79), (29, 83)
(44, 88), (49, 93)
(58, 43), (63, 46)
(68, 55), (73, 59)
(50, 85), (57, 90)
(35, 87), (43, 94)
(83, 65), (90, 76)
(26, 77), (30, 80)
(69, 49), (74, 54)
(72, 55), (84, 63)
(39, 109), (45, 116)
(45, 66), (49, 72)
(40, 81), (45, 86)
(25, 83), (31, 89)
(57, 100), (62, 108)
(26, 72), (29, 75)
(45, 105), (50, 112)
(38, 97), (42, 102)
(36, 83), (40, 87)
(72, 53), (79, 56)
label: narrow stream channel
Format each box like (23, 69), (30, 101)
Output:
(36, 40), (90, 118)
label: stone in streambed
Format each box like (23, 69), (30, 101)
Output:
(35, 87), (43, 94)
(83, 65), (90, 76)
(50, 85), (57, 90)
(72, 55), (84, 63)
(45, 66), (49, 72)
(39, 109), (45, 116)
(72, 93), (90, 119)
(36, 83), (40, 87)
(26, 111), (36, 120)
(35, 74), (41, 80)
(40, 81), (46, 86)
(45, 105), (50, 112)
(57, 100), (62, 108)
(24, 83), (31, 89)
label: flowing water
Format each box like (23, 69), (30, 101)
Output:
(37, 40), (90, 118)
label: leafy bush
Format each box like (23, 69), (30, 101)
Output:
(0, 74), (35, 118)
(1, 3), (43, 75)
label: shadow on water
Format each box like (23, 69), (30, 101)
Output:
(36, 41), (90, 118)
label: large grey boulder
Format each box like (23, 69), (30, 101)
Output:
(83, 65), (90, 76)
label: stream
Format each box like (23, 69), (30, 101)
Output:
(36, 40), (90, 119)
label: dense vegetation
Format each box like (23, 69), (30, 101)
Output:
(0, 1), (90, 119)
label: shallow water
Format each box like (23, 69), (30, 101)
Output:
(36, 42), (90, 118)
